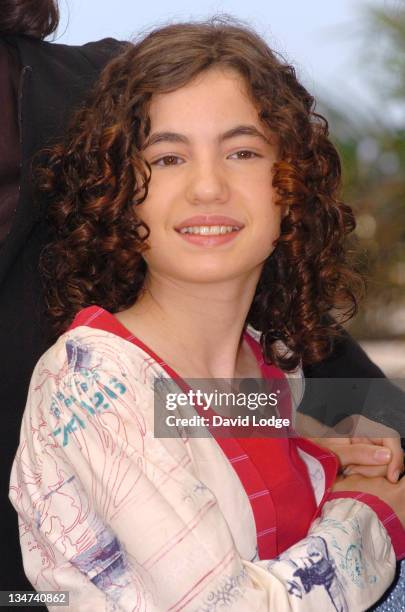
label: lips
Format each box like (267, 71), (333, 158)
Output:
(174, 215), (244, 231)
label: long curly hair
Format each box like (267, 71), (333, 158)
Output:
(39, 17), (362, 370)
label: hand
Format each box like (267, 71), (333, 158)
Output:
(295, 413), (404, 483)
(333, 473), (405, 529)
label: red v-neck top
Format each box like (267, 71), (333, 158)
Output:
(68, 306), (405, 561)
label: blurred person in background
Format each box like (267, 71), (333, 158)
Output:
(0, 0), (124, 590)
(1, 1), (403, 606)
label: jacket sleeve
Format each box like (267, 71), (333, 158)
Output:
(10, 332), (397, 611)
(300, 327), (405, 435)
(303, 327), (385, 379)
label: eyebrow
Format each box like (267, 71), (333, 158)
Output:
(143, 124), (269, 148)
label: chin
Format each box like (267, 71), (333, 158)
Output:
(172, 265), (253, 285)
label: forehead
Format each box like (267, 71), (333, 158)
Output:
(147, 68), (261, 131)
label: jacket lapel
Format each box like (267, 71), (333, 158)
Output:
(0, 62), (38, 286)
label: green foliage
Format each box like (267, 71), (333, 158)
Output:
(365, 4), (405, 101)
(324, 3), (405, 338)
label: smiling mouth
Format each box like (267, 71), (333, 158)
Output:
(177, 225), (242, 235)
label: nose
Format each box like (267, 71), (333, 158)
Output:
(185, 157), (230, 205)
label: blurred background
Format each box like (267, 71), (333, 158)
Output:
(54, 0), (405, 376)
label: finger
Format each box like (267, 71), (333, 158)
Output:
(343, 464), (388, 478)
(380, 437), (405, 482)
(328, 443), (392, 468)
(349, 436), (404, 481)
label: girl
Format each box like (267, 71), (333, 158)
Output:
(10, 19), (405, 611)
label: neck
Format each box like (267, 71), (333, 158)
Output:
(117, 269), (261, 378)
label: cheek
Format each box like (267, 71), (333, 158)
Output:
(136, 176), (176, 232)
(251, 208), (282, 263)
(134, 194), (160, 233)
(245, 174), (277, 214)
(257, 203), (283, 238)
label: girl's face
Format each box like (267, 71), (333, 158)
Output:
(139, 67), (285, 286)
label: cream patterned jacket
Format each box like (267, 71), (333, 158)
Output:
(10, 324), (401, 611)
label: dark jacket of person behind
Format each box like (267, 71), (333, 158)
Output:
(0, 0), (125, 588)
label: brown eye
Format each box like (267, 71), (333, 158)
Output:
(229, 150), (259, 160)
(153, 155), (184, 166)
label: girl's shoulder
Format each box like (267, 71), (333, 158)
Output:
(39, 305), (152, 377)
(27, 309), (162, 434)
(22, 313), (166, 462)
(39, 321), (143, 377)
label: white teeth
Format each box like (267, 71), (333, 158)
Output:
(178, 225), (240, 235)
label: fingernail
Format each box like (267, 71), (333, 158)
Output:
(343, 467), (353, 476)
(392, 470), (400, 482)
(374, 449), (391, 462)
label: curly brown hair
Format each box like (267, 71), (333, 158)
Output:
(39, 17), (362, 370)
